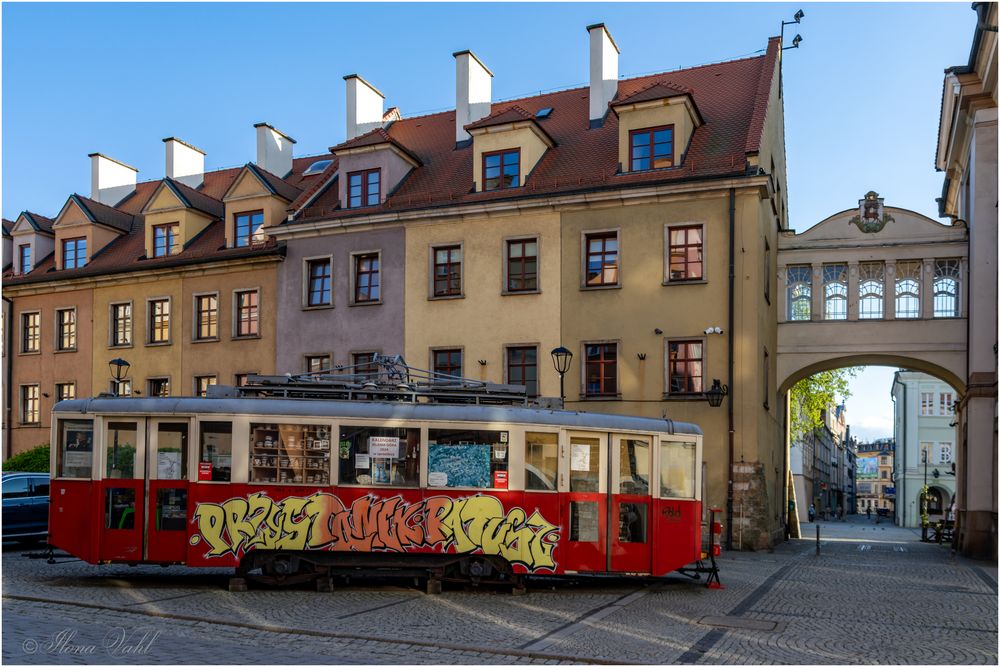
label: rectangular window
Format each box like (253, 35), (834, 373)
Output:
(348, 169), (381, 208)
(933, 259), (960, 318)
(199, 421), (233, 482)
(939, 392), (953, 415)
(525, 432), (558, 491)
(234, 373), (254, 387)
(432, 348), (463, 379)
(629, 126), (674, 171)
(106, 421), (138, 479)
(938, 442), (953, 464)
(585, 232), (619, 287)
(148, 378), (170, 398)
(858, 262), (885, 319)
(764, 238), (771, 302)
(154, 423), (188, 482)
(786, 265), (812, 321)
(354, 253), (380, 303)
(428, 429), (508, 489)
(505, 238), (538, 292)
(353, 352), (378, 376)
(584, 343), (618, 396)
(234, 211), (265, 248)
(667, 225), (703, 281)
(338, 426), (418, 487)
(920, 392), (934, 416)
(110, 302), (132, 347)
(152, 223), (179, 257)
(432, 245), (463, 297)
(305, 355), (331, 373)
(195, 376), (217, 397)
(251, 422), (334, 485)
(194, 294), (218, 341)
(18, 244), (31, 274)
(20, 385), (40, 424)
(660, 440), (696, 499)
(111, 379), (132, 396)
(234, 290), (259, 337)
(58, 419), (93, 478)
(62, 237), (87, 269)
(148, 298), (170, 344)
(483, 149), (520, 191)
(506, 346), (538, 397)
(21, 312), (40, 353)
(56, 308), (76, 351)
(569, 436), (601, 492)
(306, 259), (332, 307)
(56, 383), (75, 402)
(895, 260), (921, 318)
(619, 438), (651, 495)
(668, 340), (704, 394)
(823, 264), (848, 320)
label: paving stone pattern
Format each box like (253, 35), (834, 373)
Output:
(2, 516), (996, 664)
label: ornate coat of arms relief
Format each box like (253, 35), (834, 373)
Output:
(849, 191), (895, 233)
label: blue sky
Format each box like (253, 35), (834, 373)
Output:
(2, 3), (977, 438)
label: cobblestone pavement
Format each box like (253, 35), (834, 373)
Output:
(2, 515), (996, 664)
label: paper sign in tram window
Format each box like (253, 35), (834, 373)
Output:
(355, 453), (370, 469)
(571, 444), (591, 471)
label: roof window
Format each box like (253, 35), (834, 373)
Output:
(535, 107), (553, 119)
(302, 160), (333, 176)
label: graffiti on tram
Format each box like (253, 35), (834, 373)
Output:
(190, 493), (560, 571)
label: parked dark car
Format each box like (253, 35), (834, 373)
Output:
(2, 472), (50, 543)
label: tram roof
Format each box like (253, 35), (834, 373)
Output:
(53, 397), (702, 436)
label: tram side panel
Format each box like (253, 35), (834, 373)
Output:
(49, 480), (97, 563)
(652, 498), (702, 575)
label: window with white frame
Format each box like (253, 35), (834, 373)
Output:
(895, 261), (921, 318)
(939, 392), (954, 415)
(937, 442), (953, 464)
(920, 392), (934, 416)
(786, 265), (811, 321)
(823, 264), (847, 320)
(933, 259), (960, 317)
(858, 262), (884, 319)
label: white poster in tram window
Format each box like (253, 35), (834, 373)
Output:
(571, 444), (591, 471)
(368, 436), (400, 459)
(355, 453), (370, 469)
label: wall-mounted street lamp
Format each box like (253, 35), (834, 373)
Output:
(705, 378), (729, 408)
(109, 358), (131, 397)
(550, 346), (573, 405)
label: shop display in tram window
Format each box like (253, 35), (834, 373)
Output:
(338, 426), (420, 486)
(249, 422), (331, 484)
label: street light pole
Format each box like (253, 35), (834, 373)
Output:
(921, 446), (929, 541)
(550, 347), (573, 407)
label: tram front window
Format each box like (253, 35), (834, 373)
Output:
(106, 422), (138, 479)
(660, 440), (696, 499)
(339, 427), (419, 487)
(428, 429), (509, 489)
(58, 419), (93, 478)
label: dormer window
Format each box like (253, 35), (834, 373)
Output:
(235, 211), (265, 247)
(629, 126), (674, 171)
(62, 237), (87, 269)
(348, 169), (381, 208)
(18, 244), (31, 274)
(152, 223), (180, 258)
(483, 149), (520, 191)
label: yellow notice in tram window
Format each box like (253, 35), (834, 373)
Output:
(571, 444), (591, 471)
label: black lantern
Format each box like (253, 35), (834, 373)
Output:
(550, 347), (573, 404)
(705, 379), (729, 408)
(109, 358), (131, 396)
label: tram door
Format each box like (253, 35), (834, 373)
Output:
(609, 435), (652, 573)
(145, 419), (190, 562)
(560, 433), (608, 572)
(98, 418), (147, 561)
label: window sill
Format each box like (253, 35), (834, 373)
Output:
(501, 289), (541, 296)
(302, 304), (335, 311)
(192, 337), (220, 344)
(429, 294), (464, 301)
(662, 279), (707, 286)
(661, 393), (708, 402)
(349, 300), (383, 307)
(580, 284), (622, 292)
(145, 341), (172, 348)
(54, 349), (77, 354)
(108, 344), (134, 350)
(18, 422), (41, 427)
(578, 394), (623, 401)
(232, 335), (262, 341)
(17, 351), (41, 356)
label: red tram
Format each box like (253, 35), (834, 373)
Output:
(48, 360), (717, 591)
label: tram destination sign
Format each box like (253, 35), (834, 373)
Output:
(368, 436), (401, 459)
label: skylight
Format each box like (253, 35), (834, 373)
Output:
(302, 160), (333, 176)
(535, 108), (553, 119)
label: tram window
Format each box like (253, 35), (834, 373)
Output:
(199, 422), (233, 482)
(157, 423), (188, 480)
(619, 438), (650, 495)
(428, 429), (508, 489)
(569, 501), (599, 542)
(660, 440), (696, 499)
(525, 432), (558, 491)
(58, 419), (93, 478)
(157, 488), (187, 531)
(106, 422), (138, 479)
(105, 488), (136, 530)
(569, 437), (600, 492)
(619, 503), (648, 543)
(252, 423), (333, 485)
(338, 427), (419, 487)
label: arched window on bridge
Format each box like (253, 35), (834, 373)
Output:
(895, 261), (921, 318)
(933, 259), (961, 318)
(858, 262), (884, 319)
(823, 264), (847, 320)
(786, 265), (811, 321)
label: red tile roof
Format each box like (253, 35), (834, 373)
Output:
(329, 128), (422, 166)
(612, 81), (693, 106)
(245, 163), (304, 202)
(71, 194), (137, 234)
(160, 178), (225, 219)
(464, 105), (536, 130)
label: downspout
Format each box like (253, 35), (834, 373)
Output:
(3, 295), (12, 460)
(726, 187), (736, 550)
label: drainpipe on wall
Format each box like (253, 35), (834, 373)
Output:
(726, 187), (736, 550)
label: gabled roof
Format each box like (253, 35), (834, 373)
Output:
(464, 105), (536, 130)
(245, 163), (304, 203)
(611, 81), (705, 125)
(2, 219), (12, 238)
(157, 178), (225, 219)
(329, 128), (422, 167)
(14, 211), (56, 235)
(67, 194), (136, 234)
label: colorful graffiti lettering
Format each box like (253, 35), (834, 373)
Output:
(190, 493), (559, 571)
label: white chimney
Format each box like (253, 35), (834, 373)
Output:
(88, 153), (138, 205)
(454, 50), (493, 144)
(254, 123), (296, 177)
(344, 74), (385, 140)
(588, 23), (620, 125)
(163, 137), (205, 188)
